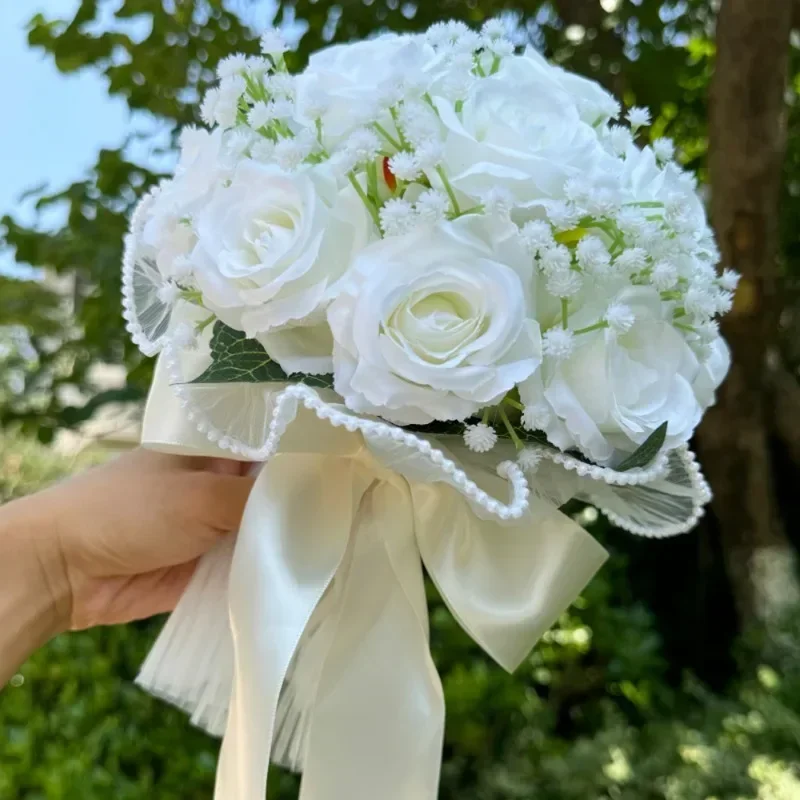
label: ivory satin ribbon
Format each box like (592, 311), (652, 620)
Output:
(138, 358), (608, 799)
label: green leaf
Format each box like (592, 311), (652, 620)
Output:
(614, 422), (668, 472)
(190, 321), (334, 390)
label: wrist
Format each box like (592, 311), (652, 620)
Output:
(0, 494), (72, 682)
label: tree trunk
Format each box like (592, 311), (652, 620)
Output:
(698, 0), (798, 626)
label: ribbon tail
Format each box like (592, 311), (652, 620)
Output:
(215, 454), (370, 800)
(300, 477), (444, 800)
(414, 479), (608, 673)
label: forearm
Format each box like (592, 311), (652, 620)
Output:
(0, 496), (67, 685)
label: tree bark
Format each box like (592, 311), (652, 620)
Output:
(698, 0), (798, 626)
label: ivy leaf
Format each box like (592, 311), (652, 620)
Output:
(614, 422), (668, 472)
(190, 321), (334, 390)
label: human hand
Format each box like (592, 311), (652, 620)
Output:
(3, 449), (254, 634)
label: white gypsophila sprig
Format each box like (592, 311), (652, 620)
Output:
(517, 447), (542, 473)
(522, 402), (552, 431)
(217, 54), (248, 80)
(626, 106), (651, 130)
(519, 220), (555, 256)
(261, 29), (288, 57)
(653, 137), (676, 162)
(718, 268), (740, 292)
(543, 328), (575, 360)
(538, 244), (572, 275)
(546, 269), (582, 298)
(604, 302), (636, 334)
(576, 236), (611, 275)
(415, 190), (450, 225)
(379, 198), (417, 236)
(463, 423), (498, 454)
(388, 152), (421, 182)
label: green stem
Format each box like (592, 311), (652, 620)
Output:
(195, 314), (216, 334)
(503, 396), (525, 412)
(490, 55), (501, 75)
(367, 160), (379, 203)
(449, 204), (485, 220)
(436, 166), (461, 216)
(624, 201), (665, 209)
(561, 299), (569, 330)
(660, 290), (682, 302)
(674, 322), (696, 334)
(389, 107), (409, 149)
(481, 408), (490, 425)
(371, 122), (402, 151)
(498, 407), (523, 451)
(348, 173), (381, 230)
(573, 320), (609, 335)
(473, 54), (487, 77)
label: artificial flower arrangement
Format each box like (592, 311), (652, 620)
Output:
(125, 19), (734, 800)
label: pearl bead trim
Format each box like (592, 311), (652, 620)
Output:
(165, 346), (531, 520)
(121, 186), (171, 358)
(165, 345), (713, 533)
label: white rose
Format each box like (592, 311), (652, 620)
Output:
(521, 46), (620, 126)
(191, 160), (374, 374)
(433, 57), (616, 205)
(296, 34), (434, 144)
(522, 287), (719, 465)
(142, 127), (228, 277)
(328, 218), (542, 424)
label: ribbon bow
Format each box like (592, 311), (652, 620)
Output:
(137, 359), (608, 800)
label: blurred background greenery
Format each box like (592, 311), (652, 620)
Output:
(2, 1), (800, 798)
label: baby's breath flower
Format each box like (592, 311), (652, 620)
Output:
(200, 88), (221, 127)
(718, 268), (740, 292)
(547, 269), (582, 298)
(614, 247), (648, 275)
(684, 286), (717, 320)
(482, 19), (507, 39)
(608, 125), (634, 156)
(379, 198), (416, 236)
(261, 29), (288, 57)
(520, 220), (555, 256)
(487, 37), (514, 58)
(480, 187), (514, 218)
(522, 402), (552, 431)
(653, 137), (676, 162)
(414, 140), (444, 171)
(543, 328), (575, 361)
(539, 244), (572, 275)
(650, 260), (679, 291)
(273, 135), (313, 170)
(518, 447), (543, 472)
(463, 422), (498, 453)
(217, 54), (248, 80)
(248, 101), (274, 130)
(388, 151), (421, 182)
(344, 128), (382, 164)
(626, 106), (651, 130)
(415, 189), (450, 224)
(604, 302), (636, 334)
(545, 200), (583, 231)
(576, 236), (611, 274)
(157, 281), (181, 306)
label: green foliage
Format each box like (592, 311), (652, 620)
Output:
(2, 437), (799, 799)
(191, 321), (334, 388)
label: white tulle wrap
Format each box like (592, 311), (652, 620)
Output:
(136, 337), (710, 799)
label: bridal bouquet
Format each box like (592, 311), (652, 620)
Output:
(125, 19), (733, 800)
